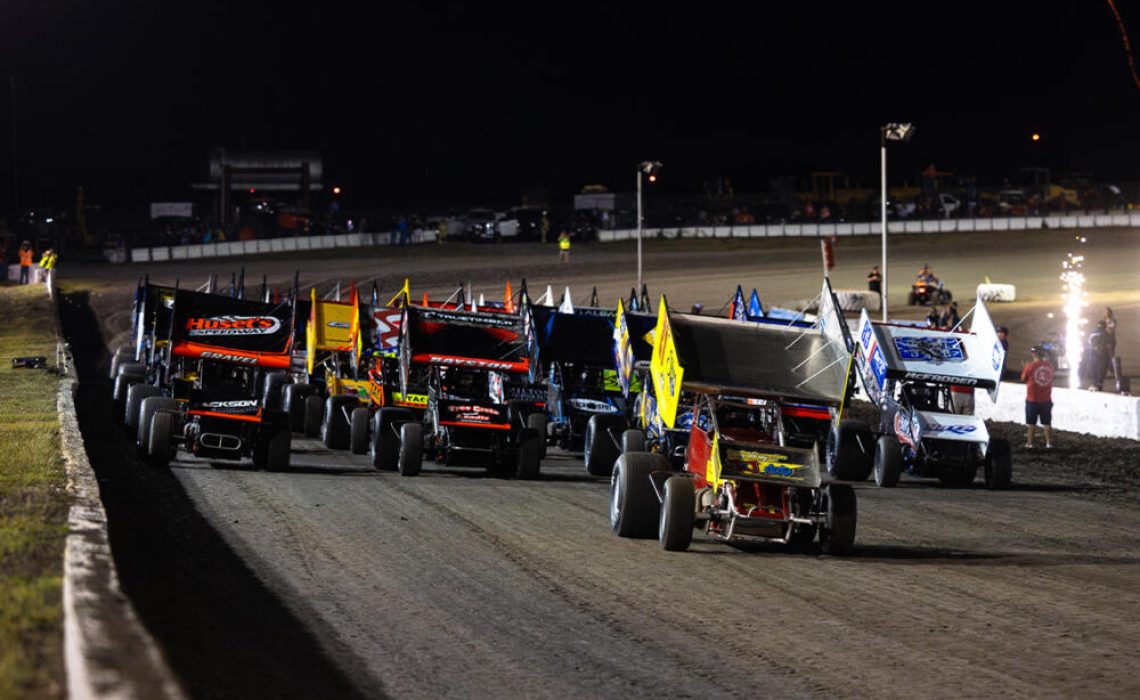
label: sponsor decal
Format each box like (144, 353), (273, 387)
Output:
(202, 400), (258, 409)
(725, 448), (805, 480)
(421, 309), (517, 328)
(869, 343), (888, 387)
(894, 336), (965, 363)
(186, 315), (282, 337)
(327, 321), (351, 329)
(860, 320), (873, 349)
(909, 373), (979, 385)
(393, 392), (428, 408)
(924, 422), (978, 436)
(429, 356), (516, 370)
(568, 397), (618, 413)
(201, 350), (259, 364)
(992, 341), (1004, 372)
(893, 412), (915, 447)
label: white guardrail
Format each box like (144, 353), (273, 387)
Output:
(126, 212), (1140, 263)
(596, 212), (1140, 242)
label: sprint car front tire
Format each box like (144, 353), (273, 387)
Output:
(584, 415), (626, 477)
(826, 419), (874, 481)
(138, 397), (178, 453)
(659, 475), (695, 551)
(397, 422), (423, 476)
(516, 428), (541, 480)
(527, 413), (547, 459)
(303, 395), (323, 438)
(262, 372), (289, 411)
(113, 373), (144, 422)
(148, 411), (176, 468)
(621, 428), (646, 454)
(283, 383), (316, 432)
(610, 452), (666, 538)
(873, 435), (903, 488)
(350, 407), (370, 455)
(322, 395), (359, 450)
(819, 484), (856, 555)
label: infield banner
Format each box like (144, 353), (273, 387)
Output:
(650, 299), (684, 429)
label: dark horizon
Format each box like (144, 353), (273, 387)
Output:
(3, 1), (1140, 213)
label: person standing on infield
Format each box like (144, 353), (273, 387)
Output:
(1021, 345), (1055, 449)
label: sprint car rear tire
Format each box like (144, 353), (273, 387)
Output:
(322, 395), (358, 450)
(621, 428), (646, 454)
(117, 362), (145, 378)
(262, 372), (289, 411)
(825, 419), (874, 481)
(584, 415), (626, 477)
(109, 349), (133, 379)
(283, 383), (316, 432)
(610, 452), (666, 538)
(397, 422), (423, 476)
(125, 383), (161, 436)
(138, 397), (178, 453)
(819, 484), (856, 555)
(984, 438), (1012, 490)
(873, 435), (903, 488)
(148, 411), (176, 468)
(350, 407), (370, 455)
(303, 395), (323, 438)
(113, 372), (144, 422)
(659, 475), (695, 551)
(527, 413), (547, 459)
(516, 428), (541, 480)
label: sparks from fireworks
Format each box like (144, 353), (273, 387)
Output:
(1060, 236), (1090, 387)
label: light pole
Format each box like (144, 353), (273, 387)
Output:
(636, 160), (662, 294)
(880, 123), (915, 321)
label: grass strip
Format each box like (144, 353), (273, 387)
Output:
(0, 284), (68, 699)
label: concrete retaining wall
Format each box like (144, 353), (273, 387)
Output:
(974, 382), (1140, 440)
(51, 285), (185, 699)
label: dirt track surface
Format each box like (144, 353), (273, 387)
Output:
(60, 231), (1140, 698)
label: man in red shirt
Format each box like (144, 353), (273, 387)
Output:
(1021, 346), (1055, 449)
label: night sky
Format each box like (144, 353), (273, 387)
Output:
(3, 1), (1139, 212)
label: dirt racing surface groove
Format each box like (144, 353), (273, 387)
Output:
(59, 236), (1140, 698)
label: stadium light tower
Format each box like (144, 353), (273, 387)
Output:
(880, 122), (915, 321)
(637, 160), (663, 293)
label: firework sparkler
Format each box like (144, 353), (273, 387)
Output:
(1060, 236), (1089, 388)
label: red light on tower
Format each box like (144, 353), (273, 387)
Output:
(1031, 133), (1041, 142)
(249, 187), (256, 194)
(647, 173), (657, 183)
(333, 186), (342, 195)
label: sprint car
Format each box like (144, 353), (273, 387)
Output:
(135, 289), (296, 470)
(847, 298), (1012, 488)
(372, 305), (545, 478)
(610, 288), (861, 554)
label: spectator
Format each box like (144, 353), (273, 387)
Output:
(18, 240), (33, 284)
(558, 229), (571, 263)
(1021, 345), (1055, 449)
(941, 301), (961, 330)
(38, 248), (57, 288)
(1103, 307), (1117, 359)
(996, 325), (1011, 379)
(1081, 320), (1112, 390)
(925, 306), (941, 328)
(397, 216), (411, 246)
(866, 265), (882, 295)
